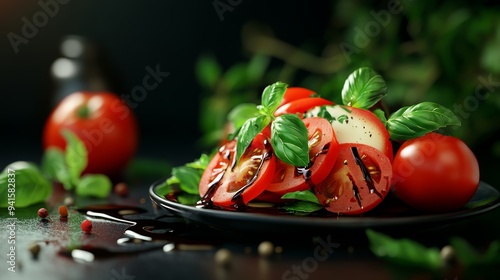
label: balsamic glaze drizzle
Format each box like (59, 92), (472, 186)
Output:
(350, 146), (383, 199)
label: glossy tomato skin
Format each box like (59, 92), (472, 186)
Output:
(267, 117), (340, 196)
(199, 133), (276, 208)
(306, 105), (393, 162)
(278, 87), (317, 107)
(43, 92), (139, 177)
(392, 132), (480, 212)
(315, 143), (392, 215)
(274, 98), (334, 117)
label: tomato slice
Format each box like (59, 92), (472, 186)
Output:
(266, 117), (340, 196)
(274, 97), (334, 117)
(199, 133), (276, 208)
(314, 143), (392, 215)
(278, 87), (317, 107)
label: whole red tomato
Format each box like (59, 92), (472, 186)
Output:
(43, 92), (139, 177)
(392, 132), (480, 212)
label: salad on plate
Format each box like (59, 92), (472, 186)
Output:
(158, 67), (480, 216)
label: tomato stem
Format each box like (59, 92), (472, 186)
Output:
(77, 105), (90, 119)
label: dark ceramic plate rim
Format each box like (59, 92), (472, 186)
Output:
(149, 180), (500, 232)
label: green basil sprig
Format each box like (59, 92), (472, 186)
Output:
(42, 130), (113, 198)
(280, 190), (324, 214)
(386, 101), (461, 141)
(233, 81), (310, 167)
(341, 67), (387, 109)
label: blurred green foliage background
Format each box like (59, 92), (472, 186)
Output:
(195, 0), (500, 187)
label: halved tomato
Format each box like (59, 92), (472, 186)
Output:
(306, 105), (393, 161)
(266, 117), (340, 196)
(199, 133), (276, 208)
(274, 97), (334, 117)
(314, 143), (392, 215)
(278, 87), (317, 107)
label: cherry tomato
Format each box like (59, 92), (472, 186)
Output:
(274, 98), (334, 117)
(199, 133), (276, 208)
(392, 132), (480, 212)
(43, 92), (139, 177)
(315, 143), (392, 215)
(267, 117), (340, 196)
(278, 87), (317, 107)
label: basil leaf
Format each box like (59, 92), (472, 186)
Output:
(261, 81), (288, 113)
(386, 102), (461, 141)
(236, 115), (270, 162)
(62, 130), (88, 185)
(177, 193), (201, 205)
(76, 174), (112, 198)
(366, 229), (442, 270)
(156, 178), (178, 196)
(281, 190), (321, 204)
(171, 166), (203, 195)
(450, 237), (500, 267)
(41, 147), (73, 190)
(0, 166), (52, 208)
(271, 114), (309, 166)
(341, 67), (387, 109)
(186, 154), (211, 170)
(373, 108), (387, 126)
(227, 103), (259, 131)
(280, 201), (323, 214)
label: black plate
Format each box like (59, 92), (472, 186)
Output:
(149, 180), (500, 233)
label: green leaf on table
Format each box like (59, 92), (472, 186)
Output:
(76, 174), (112, 198)
(41, 147), (73, 190)
(281, 190), (321, 204)
(366, 229), (442, 270)
(386, 102), (461, 141)
(261, 81), (288, 113)
(171, 166), (203, 195)
(236, 115), (270, 162)
(271, 114), (310, 166)
(0, 165), (52, 208)
(62, 130), (88, 185)
(341, 67), (387, 109)
(280, 201), (324, 214)
(227, 103), (259, 132)
(450, 237), (500, 267)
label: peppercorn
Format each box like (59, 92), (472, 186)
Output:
(114, 182), (129, 197)
(37, 208), (48, 219)
(58, 205), (68, 217)
(81, 219), (92, 233)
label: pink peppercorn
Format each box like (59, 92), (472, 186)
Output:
(37, 208), (48, 219)
(81, 220), (92, 233)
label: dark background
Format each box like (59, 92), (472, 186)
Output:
(1, 0), (499, 188)
(0, 0), (329, 166)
